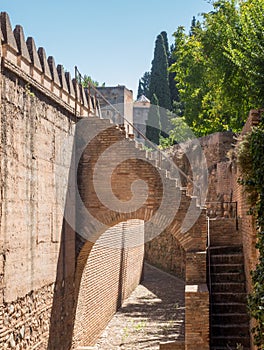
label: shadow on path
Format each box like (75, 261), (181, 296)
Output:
(95, 263), (185, 349)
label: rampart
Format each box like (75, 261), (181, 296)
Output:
(0, 12), (145, 349)
(0, 12), (209, 350)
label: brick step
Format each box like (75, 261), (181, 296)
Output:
(210, 263), (244, 274)
(209, 245), (242, 255)
(211, 292), (247, 304)
(211, 312), (249, 324)
(210, 337), (250, 350)
(212, 324), (249, 337)
(211, 282), (245, 293)
(210, 253), (244, 265)
(210, 335), (250, 348)
(212, 302), (248, 314)
(211, 348), (250, 350)
(211, 272), (245, 283)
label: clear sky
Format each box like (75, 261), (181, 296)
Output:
(1, 0), (213, 98)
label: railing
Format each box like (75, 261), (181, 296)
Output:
(74, 66), (204, 206)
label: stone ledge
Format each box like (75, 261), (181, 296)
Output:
(159, 340), (185, 349)
(185, 283), (208, 293)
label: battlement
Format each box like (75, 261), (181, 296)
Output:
(0, 12), (100, 117)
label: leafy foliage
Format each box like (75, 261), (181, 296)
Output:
(237, 117), (264, 349)
(81, 74), (105, 88)
(170, 0), (264, 136)
(159, 116), (194, 149)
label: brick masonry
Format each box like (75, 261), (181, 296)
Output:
(0, 12), (210, 350)
(72, 221), (144, 348)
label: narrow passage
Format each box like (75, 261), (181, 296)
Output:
(95, 263), (185, 349)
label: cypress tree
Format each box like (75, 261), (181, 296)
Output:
(148, 33), (172, 137)
(146, 94), (161, 145)
(137, 71), (151, 99)
(149, 33), (171, 112)
(161, 31), (170, 59)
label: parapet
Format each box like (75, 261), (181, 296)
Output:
(0, 12), (100, 117)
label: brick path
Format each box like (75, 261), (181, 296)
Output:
(94, 263), (185, 349)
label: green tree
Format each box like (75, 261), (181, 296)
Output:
(146, 94), (161, 145)
(149, 33), (171, 112)
(160, 116), (193, 148)
(161, 31), (170, 59)
(168, 43), (182, 115)
(137, 71), (151, 99)
(81, 74), (105, 88)
(149, 33), (172, 136)
(170, 25), (211, 135)
(170, 0), (263, 136)
(224, 0), (264, 107)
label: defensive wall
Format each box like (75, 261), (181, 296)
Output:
(0, 12), (209, 350)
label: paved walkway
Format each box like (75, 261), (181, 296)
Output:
(94, 263), (185, 349)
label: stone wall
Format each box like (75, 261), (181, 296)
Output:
(146, 132), (235, 281)
(145, 230), (186, 280)
(97, 85), (134, 134)
(1, 284), (53, 349)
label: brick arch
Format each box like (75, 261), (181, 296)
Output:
(75, 117), (206, 253)
(48, 117), (208, 349)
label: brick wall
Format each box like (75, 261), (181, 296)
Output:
(72, 220), (144, 348)
(185, 284), (209, 350)
(209, 218), (242, 247)
(232, 110), (260, 294)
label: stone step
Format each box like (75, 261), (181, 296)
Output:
(209, 245), (243, 255)
(210, 263), (244, 274)
(212, 323), (249, 337)
(211, 348), (249, 350)
(211, 292), (247, 304)
(211, 282), (245, 293)
(211, 272), (245, 283)
(212, 302), (248, 314)
(211, 312), (249, 324)
(210, 336), (250, 349)
(210, 253), (244, 265)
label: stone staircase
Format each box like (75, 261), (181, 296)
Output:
(209, 244), (250, 349)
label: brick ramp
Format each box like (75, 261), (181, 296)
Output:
(93, 263), (185, 349)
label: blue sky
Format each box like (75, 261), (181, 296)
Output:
(1, 0), (213, 98)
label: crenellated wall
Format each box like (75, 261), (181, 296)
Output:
(0, 12), (100, 119)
